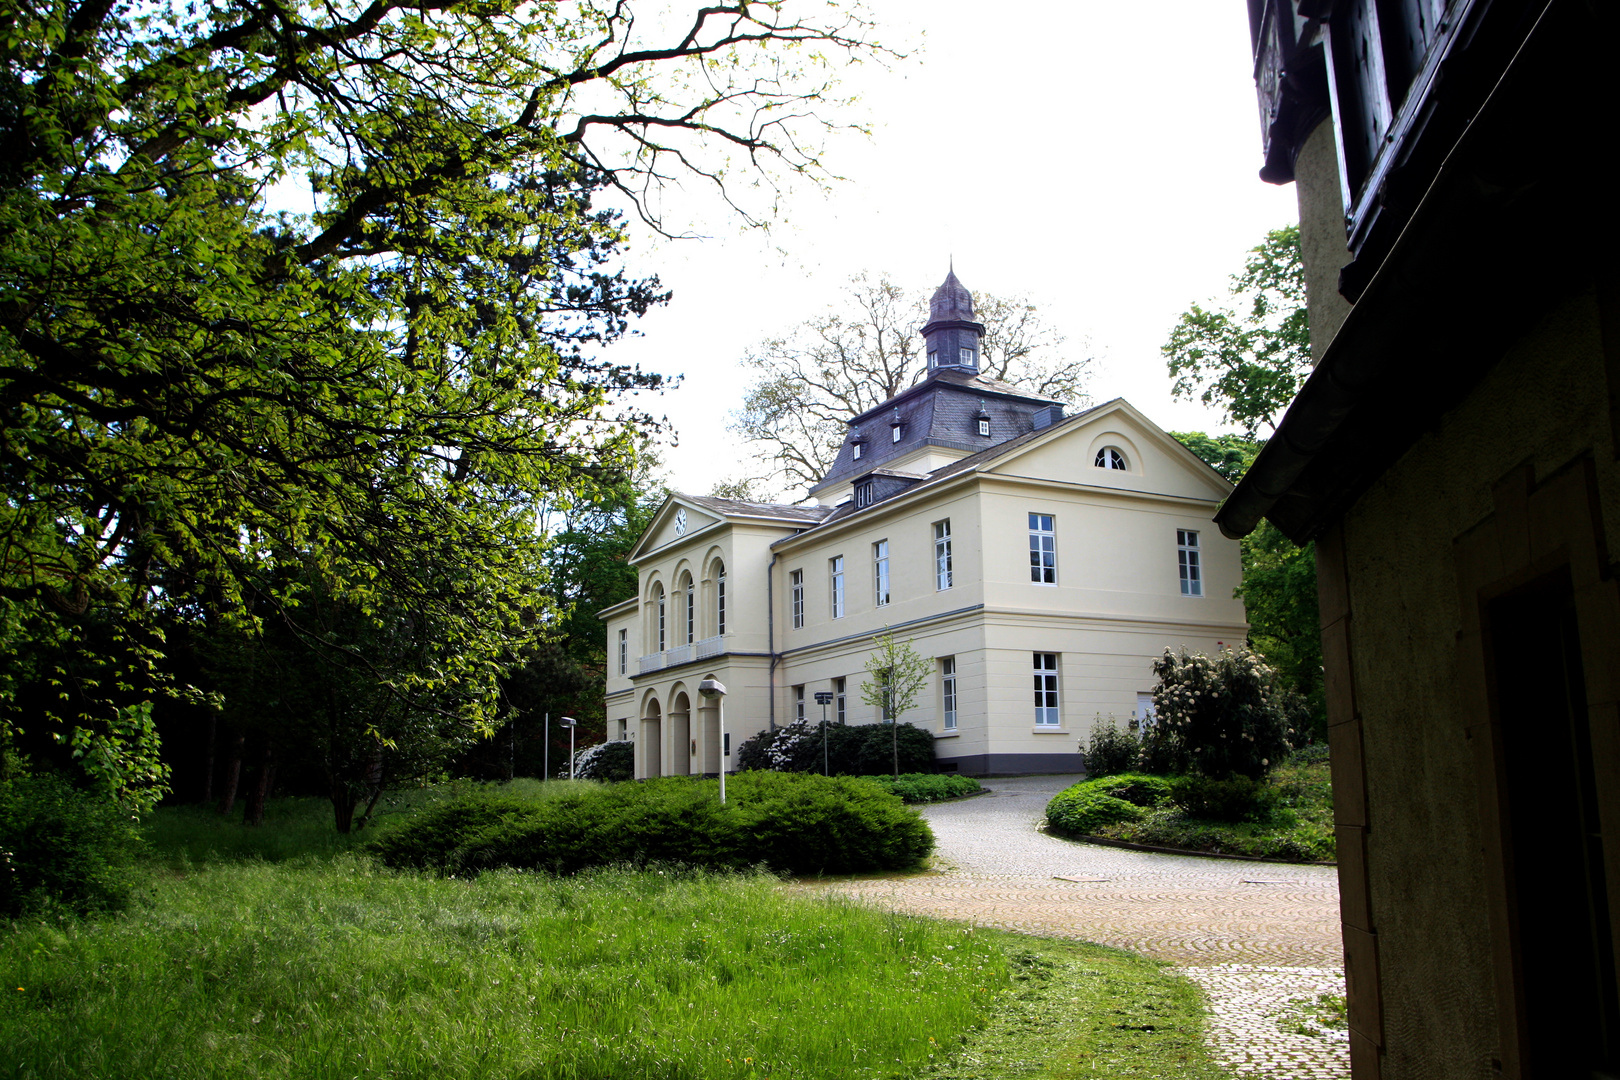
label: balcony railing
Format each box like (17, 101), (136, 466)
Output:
(638, 636), (727, 675)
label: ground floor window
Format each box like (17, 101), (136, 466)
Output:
(941, 657), (957, 731)
(1033, 653), (1060, 727)
(793, 684), (805, 723)
(834, 677), (846, 724)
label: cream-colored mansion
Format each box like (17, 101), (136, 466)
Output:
(601, 271), (1246, 777)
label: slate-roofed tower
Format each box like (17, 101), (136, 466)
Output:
(922, 267), (984, 374)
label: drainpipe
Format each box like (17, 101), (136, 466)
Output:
(766, 551), (779, 731)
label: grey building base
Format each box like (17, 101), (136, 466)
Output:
(937, 752), (1087, 778)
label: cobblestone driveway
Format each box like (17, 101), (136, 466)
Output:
(798, 774), (1349, 1078)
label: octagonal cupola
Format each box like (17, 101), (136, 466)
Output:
(922, 266), (985, 374)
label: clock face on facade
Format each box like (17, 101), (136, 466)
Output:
(674, 508), (687, 535)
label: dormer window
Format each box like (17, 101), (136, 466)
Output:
(978, 418), (991, 436)
(891, 424), (902, 443)
(1095, 447), (1128, 471)
(852, 441), (862, 460)
(855, 481), (875, 508)
(890, 407), (903, 443)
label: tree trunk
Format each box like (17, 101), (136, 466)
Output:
(217, 727), (245, 816)
(331, 783), (357, 834)
(200, 713), (217, 804)
(243, 741), (275, 827)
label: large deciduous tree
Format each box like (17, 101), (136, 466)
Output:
(729, 272), (1087, 496)
(1162, 225), (1310, 437)
(0, 0), (884, 804)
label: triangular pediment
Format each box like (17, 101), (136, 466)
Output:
(982, 399), (1234, 501)
(629, 497), (722, 562)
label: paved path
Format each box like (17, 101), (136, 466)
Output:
(798, 774), (1349, 1078)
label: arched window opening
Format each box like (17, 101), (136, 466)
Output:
(1094, 446), (1128, 471)
(654, 583), (666, 652)
(715, 562), (727, 636)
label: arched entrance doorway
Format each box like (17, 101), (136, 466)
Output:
(641, 698), (662, 778)
(669, 691), (692, 776)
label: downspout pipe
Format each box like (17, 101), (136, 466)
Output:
(766, 552), (779, 731)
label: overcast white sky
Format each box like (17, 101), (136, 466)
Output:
(602, 1), (1300, 499)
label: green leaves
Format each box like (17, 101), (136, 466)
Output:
(1163, 225), (1310, 437)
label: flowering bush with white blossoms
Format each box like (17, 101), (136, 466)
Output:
(1142, 646), (1292, 780)
(569, 739), (635, 782)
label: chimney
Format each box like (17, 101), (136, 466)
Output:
(1031, 405), (1064, 430)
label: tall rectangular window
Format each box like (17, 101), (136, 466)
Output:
(790, 569), (805, 628)
(856, 481), (874, 508)
(685, 579), (695, 643)
(794, 685), (805, 724)
(941, 657), (958, 731)
(618, 629), (627, 675)
(830, 555), (845, 618)
(1178, 529), (1203, 597)
(834, 677), (847, 725)
(1033, 652), (1060, 727)
(717, 567), (726, 635)
(873, 540), (890, 606)
(1029, 513), (1056, 584)
(876, 667), (894, 722)
(657, 587), (666, 651)
(933, 519), (953, 590)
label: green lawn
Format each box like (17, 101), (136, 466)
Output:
(2, 789), (1235, 1079)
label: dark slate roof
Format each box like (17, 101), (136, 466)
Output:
(925, 269), (975, 325)
(777, 403), (1110, 546)
(680, 494), (834, 525)
(811, 368), (1067, 495)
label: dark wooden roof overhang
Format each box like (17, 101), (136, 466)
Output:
(1217, 0), (1614, 544)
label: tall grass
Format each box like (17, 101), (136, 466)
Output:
(1, 859), (1006, 1079)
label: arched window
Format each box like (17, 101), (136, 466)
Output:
(683, 573), (695, 644)
(1094, 446), (1128, 471)
(715, 562), (727, 636)
(654, 583), (666, 652)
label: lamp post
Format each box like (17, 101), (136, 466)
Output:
(560, 716), (577, 780)
(697, 679), (728, 804)
(814, 691), (835, 775)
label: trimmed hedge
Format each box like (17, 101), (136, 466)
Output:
(868, 773), (982, 804)
(1168, 775), (1281, 823)
(1045, 787), (1146, 836)
(368, 771), (934, 876)
(735, 721), (935, 776)
(0, 773), (142, 917)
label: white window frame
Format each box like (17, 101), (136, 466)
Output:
(933, 519), (953, 591)
(655, 584), (666, 651)
(928, 349), (938, 369)
(794, 685), (805, 723)
(941, 657), (958, 731)
(855, 481), (874, 508)
(1178, 529), (1203, 597)
(790, 569), (805, 628)
(960, 346), (975, 366)
(618, 629), (627, 675)
(717, 564), (726, 635)
(1094, 446), (1128, 470)
(891, 424), (902, 443)
(1029, 513), (1057, 585)
(1033, 652), (1060, 727)
(977, 417), (991, 437)
(852, 441), (863, 460)
(830, 555), (845, 618)
(873, 539), (890, 606)
(684, 575), (695, 644)
(834, 677), (847, 724)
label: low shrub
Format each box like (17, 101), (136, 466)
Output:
(1085, 773), (1173, 808)
(0, 773), (142, 917)
(368, 771), (933, 876)
(570, 740), (634, 782)
(1045, 786), (1146, 836)
(1113, 807), (1335, 862)
(869, 773), (982, 803)
(736, 721), (935, 776)
(1168, 774), (1281, 823)
(1084, 715), (1141, 779)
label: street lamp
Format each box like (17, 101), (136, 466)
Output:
(560, 716), (577, 780)
(697, 679), (728, 804)
(814, 690), (835, 775)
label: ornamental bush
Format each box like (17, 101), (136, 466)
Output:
(368, 771), (934, 876)
(736, 721), (934, 777)
(1044, 785), (1146, 836)
(1084, 773), (1173, 809)
(1141, 646), (1292, 780)
(1168, 774), (1281, 823)
(0, 773), (142, 917)
(571, 740), (635, 782)
(869, 773), (982, 804)
(1084, 715), (1141, 778)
